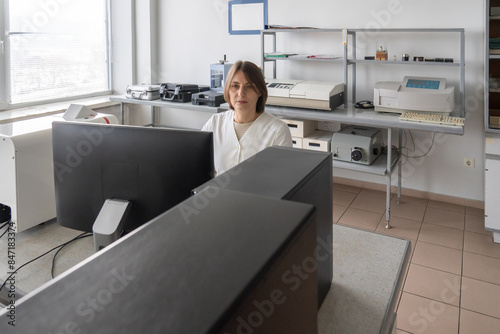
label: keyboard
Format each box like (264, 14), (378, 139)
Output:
(399, 112), (465, 127)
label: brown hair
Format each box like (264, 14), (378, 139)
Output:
(224, 60), (268, 114)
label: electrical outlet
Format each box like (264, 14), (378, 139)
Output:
(464, 158), (475, 168)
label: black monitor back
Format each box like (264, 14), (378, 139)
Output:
(52, 122), (213, 233)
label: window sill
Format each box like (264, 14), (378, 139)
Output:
(0, 95), (119, 124)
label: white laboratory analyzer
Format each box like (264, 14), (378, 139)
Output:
(266, 79), (344, 111)
(373, 76), (455, 114)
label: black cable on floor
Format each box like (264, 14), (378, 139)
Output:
(50, 232), (92, 279)
(0, 231), (92, 293)
(0, 221), (11, 238)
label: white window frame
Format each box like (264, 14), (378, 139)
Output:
(0, 0), (113, 111)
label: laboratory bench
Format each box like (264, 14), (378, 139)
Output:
(109, 95), (229, 127)
(110, 95), (465, 225)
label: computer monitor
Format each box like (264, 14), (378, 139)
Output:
(52, 122), (213, 239)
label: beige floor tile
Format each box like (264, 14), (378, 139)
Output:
(389, 200), (427, 222)
(464, 231), (500, 259)
(332, 189), (357, 207)
(411, 241), (462, 275)
(359, 188), (387, 199)
(397, 292), (459, 334)
(465, 214), (491, 236)
(461, 276), (500, 319)
(337, 207), (383, 231)
(376, 216), (421, 241)
(391, 195), (428, 207)
(465, 206), (484, 217)
(428, 200), (465, 214)
(350, 192), (387, 214)
(423, 207), (465, 230)
(332, 183), (361, 194)
(403, 264), (461, 306)
(332, 204), (348, 223)
(399, 239), (417, 286)
(463, 251), (500, 285)
(459, 309), (500, 334)
(418, 223), (464, 250)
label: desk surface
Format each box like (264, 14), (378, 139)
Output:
(318, 224), (410, 334)
(110, 95), (464, 135)
(266, 105), (465, 135)
(109, 95), (229, 113)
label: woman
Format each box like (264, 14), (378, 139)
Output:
(202, 60), (293, 174)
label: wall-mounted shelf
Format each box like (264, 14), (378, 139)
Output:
(261, 28), (354, 104)
(261, 27), (465, 117)
(261, 28), (465, 225)
(350, 59), (461, 66)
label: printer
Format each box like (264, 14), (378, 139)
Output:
(266, 79), (344, 111)
(331, 125), (383, 165)
(373, 76), (455, 115)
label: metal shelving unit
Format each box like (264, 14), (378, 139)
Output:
(348, 28), (465, 118)
(261, 27), (465, 117)
(261, 28), (355, 105)
(260, 27), (466, 225)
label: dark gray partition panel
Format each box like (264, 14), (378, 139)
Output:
(0, 188), (318, 334)
(194, 146), (333, 307)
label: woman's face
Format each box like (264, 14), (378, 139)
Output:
(228, 70), (261, 116)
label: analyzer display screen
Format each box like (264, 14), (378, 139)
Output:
(405, 79), (440, 89)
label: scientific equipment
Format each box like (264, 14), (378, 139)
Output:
(331, 126), (383, 165)
(373, 76), (455, 114)
(266, 79), (344, 110)
(210, 55), (233, 91)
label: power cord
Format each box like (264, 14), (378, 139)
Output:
(401, 130), (435, 159)
(50, 233), (92, 279)
(0, 231), (92, 293)
(0, 221), (11, 238)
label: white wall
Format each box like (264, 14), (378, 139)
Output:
(113, 0), (486, 202)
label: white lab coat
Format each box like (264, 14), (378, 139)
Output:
(202, 110), (293, 174)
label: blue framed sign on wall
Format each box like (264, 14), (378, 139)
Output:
(228, 0), (268, 35)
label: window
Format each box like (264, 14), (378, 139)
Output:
(1, 0), (111, 109)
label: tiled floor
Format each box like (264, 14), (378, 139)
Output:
(333, 183), (500, 334)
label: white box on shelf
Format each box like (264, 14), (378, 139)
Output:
(292, 137), (303, 149)
(280, 118), (316, 138)
(302, 130), (333, 152)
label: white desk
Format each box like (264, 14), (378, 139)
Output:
(266, 104), (464, 226)
(108, 96), (465, 225)
(109, 95), (228, 126)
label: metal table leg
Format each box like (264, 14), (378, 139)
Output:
(120, 102), (125, 125)
(386, 128), (392, 229)
(397, 129), (402, 205)
(151, 106), (156, 126)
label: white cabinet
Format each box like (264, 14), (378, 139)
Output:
(0, 116), (58, 232)
(0, 113), (118, 232)
(485, 133), (500, 242)
(485, 1), (500, 242)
